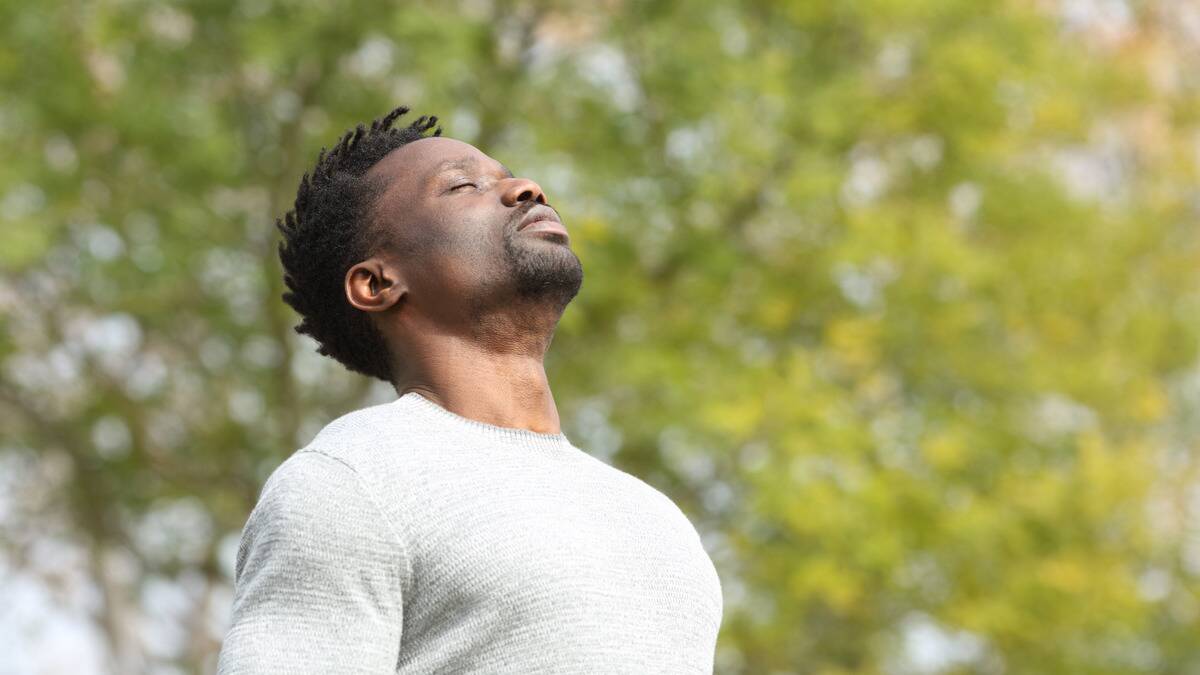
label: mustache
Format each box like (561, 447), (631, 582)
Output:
(507, 202), (538, 233)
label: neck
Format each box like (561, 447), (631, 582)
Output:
(390, 311), (563, 434)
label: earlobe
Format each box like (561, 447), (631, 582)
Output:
(345, 259), (406, 313)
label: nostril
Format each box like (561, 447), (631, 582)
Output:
(517, 189), (534, 202)
(536, 193), (546, 204)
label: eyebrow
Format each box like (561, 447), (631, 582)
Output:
(432, 157), (515, 180)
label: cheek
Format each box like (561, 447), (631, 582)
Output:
(447, 209), (508, 260)
(411, 216), (508, 293)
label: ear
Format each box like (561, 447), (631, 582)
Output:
(345, 257), (406, 313)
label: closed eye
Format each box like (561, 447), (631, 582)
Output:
(450, 182), (477, 192)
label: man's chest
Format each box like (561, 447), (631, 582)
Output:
(398, 455), (723, 641)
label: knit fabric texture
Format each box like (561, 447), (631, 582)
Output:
(216, 392), (724, 674)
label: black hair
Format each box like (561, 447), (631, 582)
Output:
(276, 106), (441, 382)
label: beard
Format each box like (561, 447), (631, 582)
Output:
(502, 228), (584, 313)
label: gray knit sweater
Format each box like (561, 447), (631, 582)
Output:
(216, 392), (723, 674)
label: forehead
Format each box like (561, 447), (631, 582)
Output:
(367, 136), (501, 186)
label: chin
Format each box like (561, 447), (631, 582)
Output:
(505, 235), (584, 307)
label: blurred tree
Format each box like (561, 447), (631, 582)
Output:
(1, 0), (1198, 673)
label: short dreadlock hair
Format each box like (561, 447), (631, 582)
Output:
(276, 106), (441, 382)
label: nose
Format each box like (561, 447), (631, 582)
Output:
(500, 177), (547, 207)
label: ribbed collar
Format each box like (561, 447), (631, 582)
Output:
(397, 391), (575, 453)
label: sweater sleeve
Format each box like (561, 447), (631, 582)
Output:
(216, 450), (406, 674)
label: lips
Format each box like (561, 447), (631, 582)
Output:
(520, 219), (569, 238)
(516, 206), (568, 240)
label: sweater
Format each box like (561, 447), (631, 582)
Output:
(215, 391), (724, 674)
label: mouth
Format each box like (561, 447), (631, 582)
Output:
(516, 206), (569, 241)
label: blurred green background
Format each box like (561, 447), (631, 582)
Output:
(2, 0), (1199, 673)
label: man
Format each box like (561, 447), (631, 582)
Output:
(216, 106), (724, 674)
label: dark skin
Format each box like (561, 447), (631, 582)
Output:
(343, 137), (583, 434)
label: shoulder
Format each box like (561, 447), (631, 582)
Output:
(301, 398), (411, 468)
(245, 396), (424, 550)
(609, 465), (707, 540)
(237, 450), (404, 575)
(249, 450), (374, 537)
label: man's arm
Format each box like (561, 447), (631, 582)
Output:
(217, 450), (406, 674)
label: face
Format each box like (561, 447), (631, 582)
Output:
(364, 137), (583, 324)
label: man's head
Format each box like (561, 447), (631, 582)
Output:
(276, 106), (583, 383)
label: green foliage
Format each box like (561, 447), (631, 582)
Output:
(1, 0), (1198, 673)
